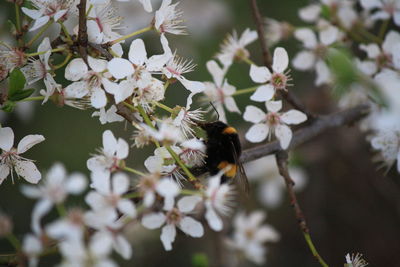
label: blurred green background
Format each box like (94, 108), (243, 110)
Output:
(1, 0), (400, 266)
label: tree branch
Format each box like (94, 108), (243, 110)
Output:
(77, 0), (88, 62)
(275, 151), (328, 267)
(240, 104), (370, 163)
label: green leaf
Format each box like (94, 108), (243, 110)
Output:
(320, 5), (331, 20)
(1, 101), (16, 113)
(191, 253), (209, 267)
(9, 68), (26, 97)
(9, 88), (35, 101)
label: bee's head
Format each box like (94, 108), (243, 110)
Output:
(199, 121), (229, 135)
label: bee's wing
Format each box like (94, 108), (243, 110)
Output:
(230, 140), (250, 195)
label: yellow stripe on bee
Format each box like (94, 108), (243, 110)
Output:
(217, 161), (237, 178)
(222, 126), (237, 134)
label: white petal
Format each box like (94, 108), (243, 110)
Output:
(224, 96), (241, 114)
(113, 235), (132, 259)
(107, 58), (134, 79)
(292, 51), (316, 70)
(66, 173), (87, 194)
(116, 138), (129, 159)
(205, 206), (223, 231)
(91, 88), (107, 108)
(179, 217), (204, 237)
(272, 47), (289, 73)
(65, 58), (88, 81)
(156, 178), (180, 198)
(88, 56), (107, 73)
(20, 185), (41, 198)
(141, 212), (166, 229)
(90, 171), (111, 195)
(103, 130), (117, 156)
(382, 31), (400, 55)
(243, 105), (265, 123)
(29, 16), (50, 32)
(281, 110), (307, 125)
(21, 8), (42, 19)
(360, 0), (383, 9)
(207, 60), (225, 86)
(139, 0), (153, 12)
(128, 39), (147, 66)
(85, 191), (107, 211)
(319, 26), (339, 46)
(254, 225), (280, 243)
(23, 234), (42, 255)
(31, 199), (53, 234)
(298, 4), (321, 22)
(87, 20), (103, 44)
(160, 224), (176, 251)
(250, 65), (271, 83)
(294, 28), (317, 49)
(275, 124), (292, 149)
(397, 151), (400, 173)
(0, 165), (9, 184)
(239, 28), (258, 46)
(315, 60), (331, 86)
(117, 199), (136, 217)
(266, 100), (282, 112)
(17, 135), (45, 154)
(359, 43), (380, 59)
(179, 78), (205, 93)
(144, 192), (155, 207)
(177, 196), (202, 213)
(245, 124), (269, 143)
(90, 232), (113, 256)
(64, 81), (89, 98)
(53, 10), (67, 22)
(250, 84), (274, 102)
(112, 173), (129, 195)
(15, 161), (41, 184)
(0, 127), (14, 151)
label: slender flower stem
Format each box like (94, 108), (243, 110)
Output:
(165, 145), (197, 182)
(53, 52), (72, 70)
(164, 80), (170, 91)
(123, 192), (140, 199)
(26, 20), (53, 47)
(15, 3), (21, 33)
(59, 22), (73, 44)
(241, 56), (256, 66)
(180, 189), (203, 195)
(6, 234), (21, 250)
(153, 101), (174, 113)
(26, 47), (65, 57)
(232, 86), (258, 96)
(378, 19), (389, 40)
(86, 4), (94, 17)
(110, 26), (152, 45)
(123, 166), (145, 176)
(21, 96), (45, 102)
(123, 101), (136, 111)
(56, 203), (67, 217)
(358, 27), (382, 44)
(137, 105), (161, 148)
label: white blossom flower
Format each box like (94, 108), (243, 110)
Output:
(370, 128), (400, 173)
(216, 28), (258, 68)
(244, 155), (308, 208)
(46, 208), (86, 243)
(22, 234), (43, 267)
(21, 37), (52, 85)
(154, 0), (186, 35)
(86, 2), (122, 44)
(345, 252), (368, 267)
(92, 105), (125, 124)
(179, 138), (206, 168)
(202, 60), (240, 123)
(87, 130), (129, 174)
(136, 174), (180, 209)
(39, 73), (62, 104)
(264, 18), (293, 47)
(0, 47), (26, 71)
(173, 104), (205, 138)
(90, 0), (152, 13)
(249, 47), (290, 102)
(243, 100), (307, 149)
(22, 0), (71, 31)
(204, 173), (235, 231)
(360, 0), (400, 26)
(141, 196), (204, 251)
(86, 172), (136, 218)
(0, 127), (44, 184)
(141, 118), (184, 144)
(64, 57), (111, 108)
(21, 163), (87, 234)
(227, 211), (280, 265)
(144, 146), (185, 183)
(292, 25), (339, 86)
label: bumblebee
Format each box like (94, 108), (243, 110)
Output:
(199, 120), (249, 193)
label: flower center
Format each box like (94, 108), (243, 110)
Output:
(166, 208), (182, 224)
(266, 112), (280, 126)
(271, 73), (287, 90)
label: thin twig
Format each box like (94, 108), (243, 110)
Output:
(240, 104), (370, 163)
(275, 151), (328, 267)
(77, 0), (88, 62)
(248, 0), (272, 68)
